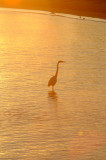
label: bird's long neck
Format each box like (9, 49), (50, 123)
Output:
(55, 62), (59, 77)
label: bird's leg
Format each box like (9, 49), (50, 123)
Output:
(52, 86), (54, 91)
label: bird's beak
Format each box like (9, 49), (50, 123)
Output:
(59, 60), (65, 63)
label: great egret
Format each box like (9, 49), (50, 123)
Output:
(48, 60), (64, 90)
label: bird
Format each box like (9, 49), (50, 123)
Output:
(48, 60), (64, 91)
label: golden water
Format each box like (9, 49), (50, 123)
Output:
(0, 9), (106, 160)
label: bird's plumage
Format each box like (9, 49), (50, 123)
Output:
(48, 60), (64, 90)
(48, 75), (57, 87)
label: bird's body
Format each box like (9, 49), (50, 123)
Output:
(48, 75), (57, 87)
(48, 61), (64, 90)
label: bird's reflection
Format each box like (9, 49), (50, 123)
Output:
(48, 90), (58, 115)
(48, 90), (61, 127)
(48, 90), (58, 101)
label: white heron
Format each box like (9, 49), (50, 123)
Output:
(48, 60), (64, 90)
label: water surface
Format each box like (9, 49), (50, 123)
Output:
(0, 8), (106, 160)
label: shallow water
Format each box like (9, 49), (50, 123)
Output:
(0, 8), (106, 160)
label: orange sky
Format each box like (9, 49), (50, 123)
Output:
(3, 0), (22, 7)
(0, 0), (50, 8)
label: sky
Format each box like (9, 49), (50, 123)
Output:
(0, 0), (105, 9)
(0, 0), (51, 9)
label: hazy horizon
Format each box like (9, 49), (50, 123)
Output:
(0, 0), (106, 19)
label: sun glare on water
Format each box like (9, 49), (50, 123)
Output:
(3, 0), (21, 7)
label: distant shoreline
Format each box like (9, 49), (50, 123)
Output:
(63, 10), (106, 20)
(0, 0), (106, 20)
(0, 7), (106, 20)
(48, 9), (106, 20)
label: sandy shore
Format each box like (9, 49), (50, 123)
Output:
(19, 0), (106, 20)
(0, 0), (106, 20)
(62, 10), (106, 20)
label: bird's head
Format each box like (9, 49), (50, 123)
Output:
(58, 60), (64, 64)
